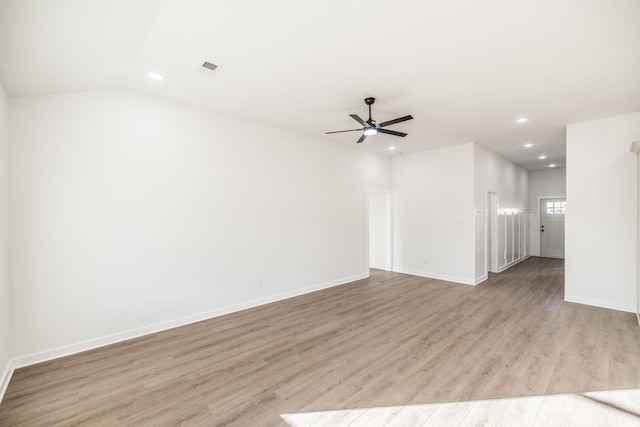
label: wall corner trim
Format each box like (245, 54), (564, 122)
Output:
(0, 360), (15, 404)
(497, 255), (531, 273)
(475, 274), (488, 285)
(393, 267), (477, 286)
(564, 294), (635, 314)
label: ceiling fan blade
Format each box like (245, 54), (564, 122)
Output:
(356, 133), (367, 143)
(379, 115), (413, 128)
(325, 128), (364, 134)
(350, 114), (368, 127)
(378, 128), (408, 137)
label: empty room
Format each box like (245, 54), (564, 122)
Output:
(1, 0), (640, 425)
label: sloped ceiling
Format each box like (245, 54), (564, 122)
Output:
(1, 0), (639, 170)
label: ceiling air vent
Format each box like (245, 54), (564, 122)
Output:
(201, 61), (219, 71)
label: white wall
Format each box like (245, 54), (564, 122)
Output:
(529, 168), (566, 256)
(474, 144), (530, 281)
(0, 83), (11, 398)
(392, 143), (530, 285)
(474, 144), (529, 209)
(566, 112), (640, 313)
(392, 143), (476, 284)
(637, 144), (640, 323)
(9, 89), (392, 362)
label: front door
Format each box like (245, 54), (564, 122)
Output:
(540, 198), (565, 258)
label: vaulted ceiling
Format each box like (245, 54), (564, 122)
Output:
(1, 0), (639, 170)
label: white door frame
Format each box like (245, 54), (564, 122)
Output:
(538, 196), (566, 259)
(535, 195), (566, 257)
(630, 140), (640, 326)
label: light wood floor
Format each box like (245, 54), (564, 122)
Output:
(1, 257), (639, 426)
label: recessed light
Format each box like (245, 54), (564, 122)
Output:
(147, 72), (164, 81)
(539, 155), (547, 159)
(549, 164), (556, 168)
(516, 117), (528, 123)
(389, 146), (396, 151)
(524, 143), (533, 148)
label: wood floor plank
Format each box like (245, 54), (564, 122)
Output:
(385, 403), (439, 427)
(1, 257), (639, 426)
(495, 395), (543, 426)
(459, 397), (509, 426)
(533, 394), (576, 427)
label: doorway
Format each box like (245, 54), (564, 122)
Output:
(369, 192), (392, 270)
(540, 198), (566, 258)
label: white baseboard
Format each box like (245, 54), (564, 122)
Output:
(393, 267), (476, 286)
(369, 263), (390, 271)
(497, 255), (530, 273)
(475, 274), (488, 285)
(564, 294), (635, 314)
(0, 359), (15, 404)
(10, 273), (369, 371)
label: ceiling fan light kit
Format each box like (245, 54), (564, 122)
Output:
(326, 97), (413, 144)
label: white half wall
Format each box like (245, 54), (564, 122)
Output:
(9, 89), (392, 362)
(392, 143), (476, 284)
(0, 83), (11, 399)
(529, 168), (566, 256)
(566, 112), (640, 313)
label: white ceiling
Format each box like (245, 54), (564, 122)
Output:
(1, 0), (639, 170)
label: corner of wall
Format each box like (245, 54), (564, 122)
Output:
(0, 360), (15, 404)
(0, 82), (12, 404)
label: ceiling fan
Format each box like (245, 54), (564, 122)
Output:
(326, 97), (413, 144)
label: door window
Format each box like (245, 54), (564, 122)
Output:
(546, 201), (566, 215)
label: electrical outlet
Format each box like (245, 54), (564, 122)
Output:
(258, 279), (264, 288)
(423, 259), (428, 266)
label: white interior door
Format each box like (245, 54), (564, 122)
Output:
(369, 193), (392, 270)
(540, 198), (566, 258)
